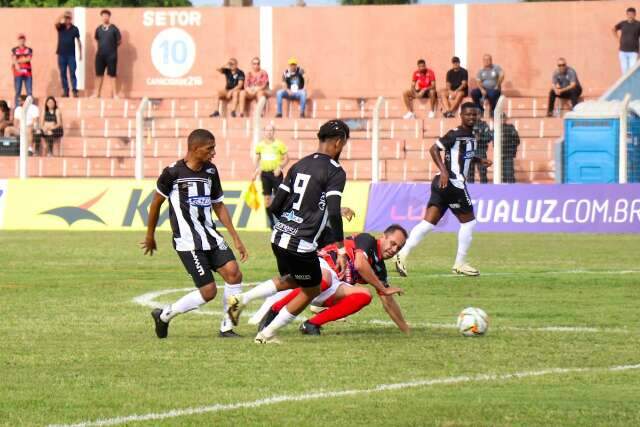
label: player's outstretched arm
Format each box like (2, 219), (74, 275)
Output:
(379, 294), (410, 335)
(140, 192), (165, 256)
(212, 202), (248, 262)
(354, 251), (403, 296)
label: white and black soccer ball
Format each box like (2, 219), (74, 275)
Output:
(456, 307), (489, 337)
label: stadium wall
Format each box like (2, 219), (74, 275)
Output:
(0, 1), (626, 101)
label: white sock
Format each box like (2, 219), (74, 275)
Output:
(399, 220), (435, 257)
(248, 290), (293, 325)
(261, 307), (296, 338)
(455, 220), (476, 266)
(220, 283), (243, 332)
(240, 279), (277, 305)
(160, 289), (206, 323)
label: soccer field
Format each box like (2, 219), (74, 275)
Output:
(1, 231), (639, 426)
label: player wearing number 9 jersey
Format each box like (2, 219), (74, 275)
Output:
(227, 119), (350, 344)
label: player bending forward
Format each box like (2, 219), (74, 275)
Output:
(253, 225), (410, 336)
(228, 119), (351, 344)
(395, 102), (492, 277)
(141, 129), (249, 339)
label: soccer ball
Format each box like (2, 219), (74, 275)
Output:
(457, 307), (489, 337)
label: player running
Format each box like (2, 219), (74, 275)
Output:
(253, 225), (410, 336)
(395, 102), (492, 277)
(141, 129), (249, 339)
(227, 119), (350, 344)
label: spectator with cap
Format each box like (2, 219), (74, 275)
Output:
(275, 57), (308, 118)
(93, 9), (121, 99)
(440, 56), (468, 118)
(11, 34), (33, 110)
(402, 59), (437, 119)
(547, 58), (582, 117)
(239, 56), (269, 117)
(55, 11), (82, 98)
(210, 58), (245, 118)
(471, 54), (504, 116)
(613, 7), (640, 74)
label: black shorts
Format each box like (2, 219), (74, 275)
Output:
(271, 244), (322, 288)
(427, 175), (474, 216)
(260, 171), (283, 196)
(177, 248), (236, 288)
(95, 53), (117, 77)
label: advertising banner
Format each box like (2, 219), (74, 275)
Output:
(2, 180), (369, 232)
(365, 183), (640, 233)
(0, 180), (6, 228)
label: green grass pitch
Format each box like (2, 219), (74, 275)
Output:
(1, 231), (639, 426)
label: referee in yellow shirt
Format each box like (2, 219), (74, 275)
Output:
(253, 124), (289, 228)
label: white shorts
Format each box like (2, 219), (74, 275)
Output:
(312, 258), (350, 306)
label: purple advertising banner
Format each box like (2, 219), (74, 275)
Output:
(364, 183), (640, 233)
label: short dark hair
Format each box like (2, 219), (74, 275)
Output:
(100, 9), (111, 16)
(417, 59), (426, 66)
(187, 129), (215, 150)
(451, 56), (461, 63)
(318, 119), (350, 142)
(461, 102), (478, 112)
(384, 224), (408, 239)
(627, 7), (636, 13)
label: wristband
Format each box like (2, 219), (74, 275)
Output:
(338, 248), (347, 256)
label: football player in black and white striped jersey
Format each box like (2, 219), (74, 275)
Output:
(141, 129), (248, 339)
(227, 120), (351, 344)
(395, 102), (492, 277)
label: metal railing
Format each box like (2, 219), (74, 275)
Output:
(134, 97), (151, 180)
(492, 95), (506, 184)
(371, 96), (384, 183)
(18, 96), (34, 179)
(252, 96), (268, 160)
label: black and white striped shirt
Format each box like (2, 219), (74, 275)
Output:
(271, 153), (346, 253)
(156, 160), (228, 252)
(436, 127), (477, 189)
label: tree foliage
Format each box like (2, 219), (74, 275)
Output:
(4, 0), (191, 7)
(341, 0), (412, 5)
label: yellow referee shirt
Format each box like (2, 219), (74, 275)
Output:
(255, 139), (288, 172)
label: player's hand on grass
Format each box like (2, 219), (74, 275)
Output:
(235, 239), (249, 262)
(340, 207), (355, 222)
(140, 235), (157, 256)
(382, 286), (404, 297)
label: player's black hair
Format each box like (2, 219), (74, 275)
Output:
(417, 59), (426, 66)
(187, 129), (215, 150)
(100, 9), (111, 16)
(461, 102), (478, 113)
(627, 7), (636, 13)
(317, 119), (350, 142)
(451, 56), (461, 63)
(384, 224), (408, 239)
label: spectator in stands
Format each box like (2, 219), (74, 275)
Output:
(0, 101), (13, 136)
(239, 57), (269, 117)
(440, 56), (468, 118)
(468, 118), (492, 184)
(471, 54), (504, 116)
(37, 96), (63, 157)
(253, 124), (289, 228)
(501, 116), (520, 183)
(93, 9), (121, 99)
(5, 96), (40, 155)
(210, 58), (245, 117)
(403, 59), (437, 119)
(613, 7), (640, 74)
(55, 11), (82, 98)
(547, 58), (582, 117)
(12, 34), (33, 110)
(276, 58), (308, 118)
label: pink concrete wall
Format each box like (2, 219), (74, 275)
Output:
(0, 2), (626, 103)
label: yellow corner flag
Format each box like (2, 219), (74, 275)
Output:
(245, 182), (261, 211)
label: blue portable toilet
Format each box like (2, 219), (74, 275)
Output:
(564, 101), (624, 183)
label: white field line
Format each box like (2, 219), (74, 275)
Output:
(49, 363), (640, 427)
(396, 269), (640, 279)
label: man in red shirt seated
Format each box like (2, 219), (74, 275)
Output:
(248, 225), (410, 336)
(11, 34), (33, 109)
(403, 59), (437, 119)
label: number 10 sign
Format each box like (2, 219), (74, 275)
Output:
(151, 28), (196, 78)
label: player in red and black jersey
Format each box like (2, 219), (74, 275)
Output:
(251, 225), (410, 336)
